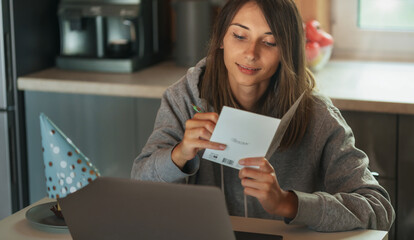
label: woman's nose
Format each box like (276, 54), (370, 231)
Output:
(244, 41), (259, 61)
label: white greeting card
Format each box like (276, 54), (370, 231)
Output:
(202, 106), (280, 169)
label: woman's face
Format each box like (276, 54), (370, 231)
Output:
(222, 1), (280, 94)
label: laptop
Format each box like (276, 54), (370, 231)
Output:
(58, 177), (283, 240)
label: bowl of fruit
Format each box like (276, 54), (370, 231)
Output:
(305, 20), (334, 72)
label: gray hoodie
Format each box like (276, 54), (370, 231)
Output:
(131, 59), (395, 232)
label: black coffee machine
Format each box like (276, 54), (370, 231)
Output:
(56, 0), (170, 73)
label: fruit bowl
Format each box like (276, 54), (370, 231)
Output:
(304, 20), (334, 72)
(307, 45), (333, 72)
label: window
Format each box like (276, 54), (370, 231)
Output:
(358, 0), (414, 31)
(331, 0), (414, 61)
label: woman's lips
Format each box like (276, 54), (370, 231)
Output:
(236, 63), (261, 75)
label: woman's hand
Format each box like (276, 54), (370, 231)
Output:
(172, 112), (226, 169)
(238, 157), (298, 219)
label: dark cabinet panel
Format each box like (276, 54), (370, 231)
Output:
(341, 111), (397, 240)
(397, 115), (414, 240)
(378, 178), (396, 240)
(25, 91), (162, 205)
(341, 111), (397, 180)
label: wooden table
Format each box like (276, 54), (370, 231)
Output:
(0, 198), (388, 240)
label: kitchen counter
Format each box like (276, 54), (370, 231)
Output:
(314, 60), (414, 114)
(17, 60), (414, 114)
(17, 61), (187, 99)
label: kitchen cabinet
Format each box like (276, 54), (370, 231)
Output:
(24, 91), (161, 203)
(341, 111), (397, 240)
(342, 111), (414, 240)
(397, 115), (414, 240)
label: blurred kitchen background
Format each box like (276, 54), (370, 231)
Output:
(1, 0), (413, 239)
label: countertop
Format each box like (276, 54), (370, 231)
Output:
(17, 61), (188, 99)
(314, 60), (414, 114)
(17, 60), (414, 114)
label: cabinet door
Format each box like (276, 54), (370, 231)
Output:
(341, 111), (397, 240)
(397, 115), (414, 240)
(0, 113), (12, 219)
(25, 92), (139, 203)
(341, 111), (397, 179)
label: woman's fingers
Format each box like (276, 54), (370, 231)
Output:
(189, 112), (219, 131)
(182, 135), (226, 151)
(239, 169), (276, 184)
(238, 157), (278, 196)
(192, 112), (219, 123)
(172, 112), (225, 166)
(239, 157), (274, 173)
(241, 177), (274, 191)
(184, 126), (212, 140)
(236, 157), (298, 218)
(186, 120), (217, 134)
(242, 186), (272, 201)
(183, 112), (224, 148)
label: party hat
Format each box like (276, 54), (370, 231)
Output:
(40, 113), (100, 199)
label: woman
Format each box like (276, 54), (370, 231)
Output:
(131, 0), (394, 231)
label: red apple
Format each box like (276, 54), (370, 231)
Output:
(305, 41), (320, 61)
(318, 31), (334, 47)
(305, 20), (323, 42)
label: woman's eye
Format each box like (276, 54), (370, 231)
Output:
(232, 32), (245, 40)
(264, 41), (277, 47)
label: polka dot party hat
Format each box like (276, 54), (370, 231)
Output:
(40, 113), (100, 199)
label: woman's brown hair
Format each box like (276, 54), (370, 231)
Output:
(199, 0), (316, 150)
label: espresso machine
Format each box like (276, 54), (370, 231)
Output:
(56, 0), (170, 73)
